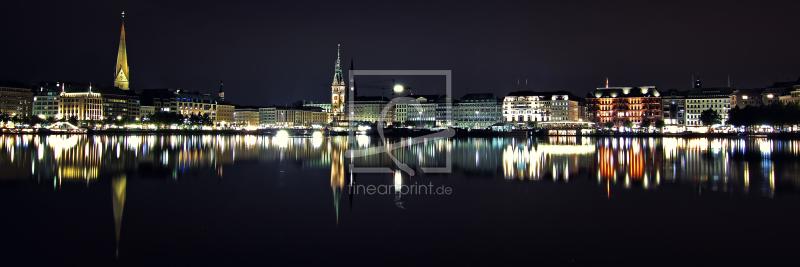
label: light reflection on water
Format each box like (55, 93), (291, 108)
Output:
(2, 135), (800, 197)
(2, 134), (800, 263)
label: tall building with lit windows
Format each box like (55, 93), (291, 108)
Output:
(684, 87), (733, 126)
(114, 12), (130, 90)
(0, 80), (33, 118)
(661, 89), (688, 125)
(586, 86), (662, 127)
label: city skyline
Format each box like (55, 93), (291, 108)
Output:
(2, 0), (800, 106)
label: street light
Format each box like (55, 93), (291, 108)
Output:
(393, 85), (404, 93)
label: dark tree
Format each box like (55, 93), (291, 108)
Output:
(655, 119), (665, 130)
(623, 120), (633, 129)
(641, 120), (651, 129)
(604, 121), (615, 128)
(699, 108), (722, 126)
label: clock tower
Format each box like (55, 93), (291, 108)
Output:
(331, 44), (345, 122)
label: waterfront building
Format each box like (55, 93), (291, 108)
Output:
(139, 89), (230, 125)
(731, 78), (800, 108)
(217, 100), (235, 126)
(503, 91), (585, 124)
(586, 86), (662, 127)
(32, 85), (61, 119)
(454, 93), (503, 128)
(139, 105), (156, 117)
(348, 96), (391, 124)
(685, 87), (733, 126)
(275, 106), (327, 127)
(0, 80), (33, 118)
(114, 12), (130, 90)
(404, 95), (440, 127)
(59, 85), (139, 121)
(303, 101), (331, 112)
(234, 106), (261, 127)
(259, 107), (276, 127)
(660, 89), (688, 125)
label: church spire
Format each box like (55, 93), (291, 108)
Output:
(218, 78), (225, 101)
(114, 11), (130, 90)
(333, 44), (344, 85)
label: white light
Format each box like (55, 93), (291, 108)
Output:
(393, 85), (404, 93)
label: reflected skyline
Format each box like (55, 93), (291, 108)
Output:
(2, 135), (800, 198)
(2, 134), (800, 264)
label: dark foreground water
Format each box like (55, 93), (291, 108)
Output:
(1, 135), (799, 265)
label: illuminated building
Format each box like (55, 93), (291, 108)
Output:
(454, 93), (502, 128)
(139, 89), (232, 125)
(330, 44), (346, 122)
(685, 87), (733, 126)
(139, 105), (155, 117)
(216, 101), (235, 126)
(503, 91), (585, 124)
(60, 85), (140, 121)
(348, 96), (391, 124)
(0, 80), (33, 118)
(404, 95), (440, 126)
(33, 85), (61, 119)
(660, 89), (688, 125)
(731, 79), (799, 108)
(275, 106), (328, 127)
(234, 106), (261, 127)
(259, 107), (277, 127)
(586, 86), (662, 127)
(114, 12), (130, 90)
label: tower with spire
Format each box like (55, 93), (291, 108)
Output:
(114, 11), (130, 90)
(331, 44), (345, 122)
(219, 78), (225, 101)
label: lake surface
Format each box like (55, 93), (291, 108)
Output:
(1, 135), (799, 265)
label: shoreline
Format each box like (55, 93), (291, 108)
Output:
(1, 128), (798, 139)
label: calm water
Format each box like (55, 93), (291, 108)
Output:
(1, 135), (799, 265)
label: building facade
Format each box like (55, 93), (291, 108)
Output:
(259, 107), (276, 127)
(685, 87), (733, 126)
(0, 81), (33, 118)
(503, 91), (584, 124)
(454, 93), (502, 128)
(661, 89), (688, 125)
(586, 86), (662, 127)
(33, 85), (61, 119)
(234, 106), (260, 127)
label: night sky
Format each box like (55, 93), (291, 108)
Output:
(2, 0), (799, 106)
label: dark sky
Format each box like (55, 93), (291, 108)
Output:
(2, 0), (799, 106)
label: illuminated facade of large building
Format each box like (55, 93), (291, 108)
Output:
(502, 91), (585, 124)
(33, 86), (61, 119)
(234, 106), (261, 127)
(275, 106), (327, 127)
(660, 89), (688, 125)
(586, 86), (662, 127)
(0, 80), (33, 118)
(139, 89), (233, 125)
(114, 12), (130, 90)
(454, 93), (503, 128)
(59, 85), (140, 121)
(685, 87), (733, 126)
(404, 95), (440, 125)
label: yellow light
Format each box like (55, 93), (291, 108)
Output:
(393, 85), (404, 93)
